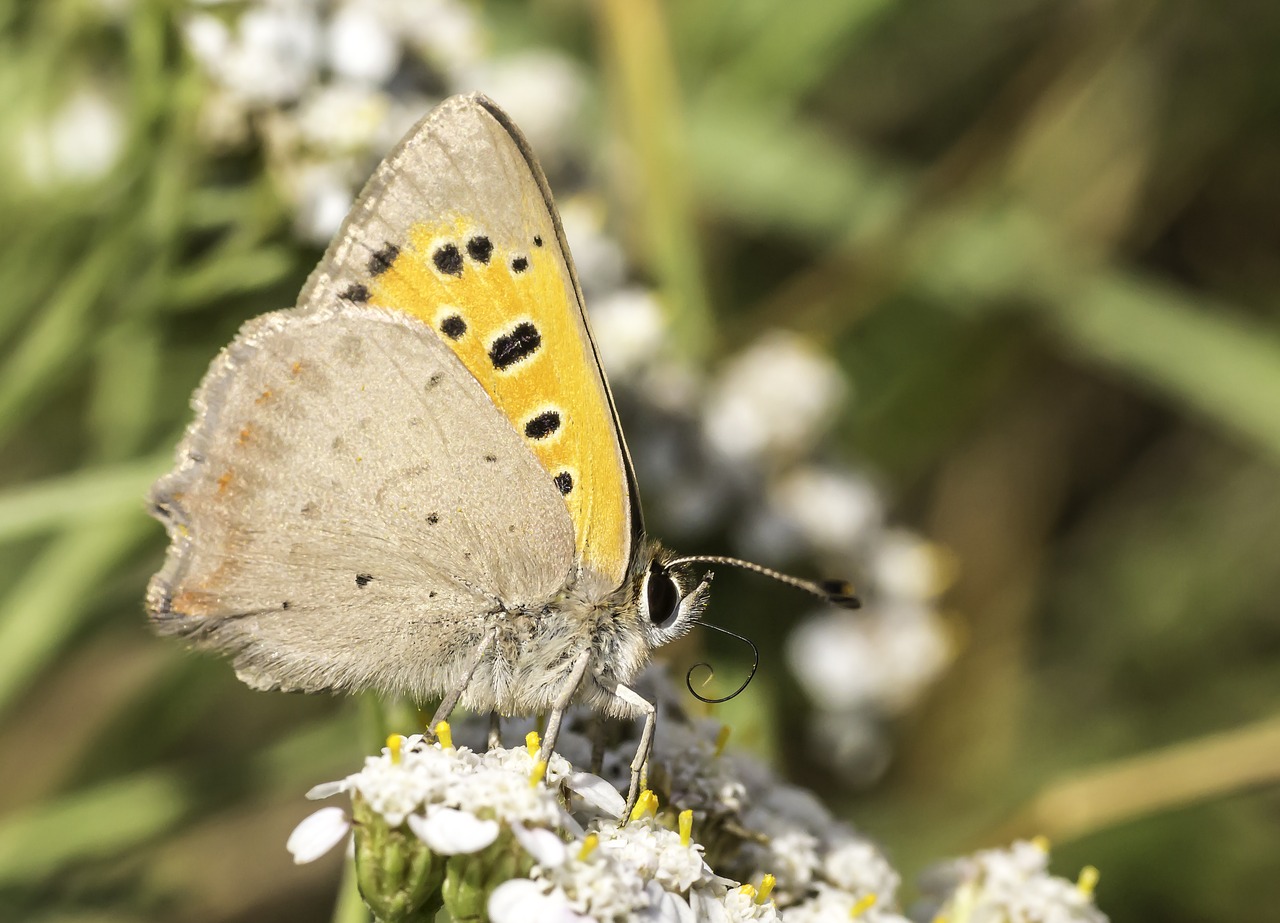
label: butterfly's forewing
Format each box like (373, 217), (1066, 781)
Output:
(298, 94), (637, 591)
(148, 304), (576, 700)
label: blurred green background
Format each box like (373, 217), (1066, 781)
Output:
(2, 0), (1279, 920)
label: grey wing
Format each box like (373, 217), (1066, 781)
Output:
(147, 304), (575, 698)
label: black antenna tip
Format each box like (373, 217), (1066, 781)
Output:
(820, 579), (862, 609)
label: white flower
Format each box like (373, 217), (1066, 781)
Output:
(284, 161), (357, 243)
(407, 806), (499, 854)
(822, 837), (901, 902)
(288, 83), (392, 155)
(464, 51), (586, 165)
(495, 841), (652, 923)
(786, 603), (950, 713)
(20, 88), (124, 187)
(598, 819), (714, 894)
(590, 288), (669, 380)
(650, 718), (748, 820)
(512, 823), (570, 867)
(399, 0), (485, 79)
(783, 885), (911, 923)
(326, 3), (402, 85)
(871, 529), (955, 602)
(561, 197), (628, 295)
(287, 806), (351, 864)
(195, 4), (323, 105)
(921, 841), (1109, 923)
(765, 466), (883, 556)
(718, 887), (781, 922)
(702, 332), (847, 467)
(489, 878), (591, 923)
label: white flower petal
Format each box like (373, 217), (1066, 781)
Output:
(489, 879), (587, 923)
(512, 823), (568, 867)
(305, 780), (349, 800)
(567, 771), (626, 818)
(489, 879), (547, 923)
(689, 888), (730, 923)
(408, 807), (500, 854)
(286, 807), (350, 864)
(643, 882), (695, 922)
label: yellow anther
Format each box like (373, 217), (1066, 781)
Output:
(715, 724), (732, 757)
(1030, 835), (1051, 853)
(629, 789), (657, 822)
(386, 734), (404, 765)
(850, 893), (877, 917)
(434, 721), (453, 750)
(756, 874), (776, 904)
(526, 730), (541, 756)
(679, 809), (693, 847)
(528, 759), (548, 787)
(1077, 865), (1099, 897)
(577, 833), (599, 860)
(737, 884), (757, 899)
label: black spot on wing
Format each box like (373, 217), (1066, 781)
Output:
(356, 573), (373, 588)
(440, 314), (467, 340)
(466, 236), (493, 264)
(341, 283), (370, 302)
(533, 235), (543, 247)
(427, 512), (439, 525)
(433, 243), (464, 276)
(369, 243), (399, 275)
(554, 471), (573, 495)
(511, 256), (529, 273)
(524, 410), (561, 440)
(489, 322), (541, 370)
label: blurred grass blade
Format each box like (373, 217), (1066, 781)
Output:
(909, 201), (1280, 463)
(0, 515), (153, 715)
(0, 243), (117, 438)
(0, 454), (167, 542)
(595, 0), (712, 355)
(1044, 273), (1280, 462)
(689, 101), (910, 243)
(700, 0), (898, 105)
(0, 770), (188, 887)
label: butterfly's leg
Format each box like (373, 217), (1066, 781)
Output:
(487, 712), (502, 750)
(614, 684), (656, 822)
(426, 631), (495, 735)
(537, 649), (592, 761)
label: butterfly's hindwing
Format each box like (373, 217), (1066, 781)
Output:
(147, 305), (576, 699)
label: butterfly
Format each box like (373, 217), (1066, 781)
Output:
(147, 94), (857, 812)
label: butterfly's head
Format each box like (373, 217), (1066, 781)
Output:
(630, 542), (715, 650)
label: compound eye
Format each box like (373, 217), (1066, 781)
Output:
(646, 568), (681, 628)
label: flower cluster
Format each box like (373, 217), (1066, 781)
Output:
(916, 839), (1107, 923)
(179, 0), (585, 243)
(289, 723), (787, 921)
(289, 704), (1109, 922)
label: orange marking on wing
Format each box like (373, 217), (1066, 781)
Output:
(216, 470), (233, 495)
(172, 590), (218, 617)
(291, 360), (303, 377)
(366, 217), (629, 581)
(255, 389), (272, 405)
(237, 426), (252, 446)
